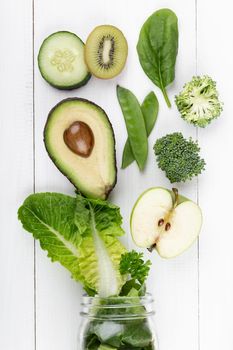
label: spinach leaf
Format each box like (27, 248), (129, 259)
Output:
(120, 279), (142, 296)
(137, 9), (178, 107)
(122, 92), (159, 169)
(122, 321), (153, 348)
(85, 318), (154, 350)
(85, 333), (101, 349)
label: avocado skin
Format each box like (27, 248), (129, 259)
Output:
(38, 31), (92, 90)
(44, 97), (117, 199)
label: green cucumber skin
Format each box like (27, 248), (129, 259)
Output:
(38, 69), (91, 90)
(38, 31), (91, 90)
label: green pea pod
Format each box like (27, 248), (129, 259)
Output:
(117, 85), (148, 171)
(142, 91), (159, 135)
(122, 92), (159, 169)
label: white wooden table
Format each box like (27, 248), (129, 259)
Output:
(1, 0), (232, 349)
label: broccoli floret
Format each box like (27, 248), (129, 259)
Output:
(175, 75), (223, 127)
(154, 132), (205, 183)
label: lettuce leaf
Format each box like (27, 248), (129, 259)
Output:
(77, 196), (126, 296)
(18, 193), (126, 296)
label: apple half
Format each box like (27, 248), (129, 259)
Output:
(130, 187), (202, 258)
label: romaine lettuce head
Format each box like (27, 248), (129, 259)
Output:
(18, 193), (126, 297)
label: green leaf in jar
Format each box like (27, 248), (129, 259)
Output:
(122, 321), (153, 348)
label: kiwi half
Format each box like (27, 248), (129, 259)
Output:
(85, 25), (128, 79)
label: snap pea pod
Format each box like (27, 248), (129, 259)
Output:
(117, 86), (148, 171)
(122, 91), (159, 169)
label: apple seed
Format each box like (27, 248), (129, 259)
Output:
(165, 222), (171, 231)
(158, 219), (164, 227)
(147, 243), (157, 252)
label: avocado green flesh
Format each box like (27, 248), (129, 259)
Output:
(44, 98), (117, 199)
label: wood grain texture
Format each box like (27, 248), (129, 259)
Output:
(34, 1), (198, 350)
(1, 0), (231, 349)
(198, 1), (233, 349)
(0, 0), (34, 349)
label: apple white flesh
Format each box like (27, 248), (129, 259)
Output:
(130, 187), (202, 259)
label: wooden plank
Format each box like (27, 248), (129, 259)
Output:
(198, 1), (233, 349)
(147, 2), (199, 347)
(34, 1), (199, 349)
(0, 0), (35, 349)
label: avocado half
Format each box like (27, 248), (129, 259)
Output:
(44, 98), (117, 199)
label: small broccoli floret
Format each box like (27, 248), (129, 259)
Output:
(154, 132), (205, 183)
(175, 75), (223, 127)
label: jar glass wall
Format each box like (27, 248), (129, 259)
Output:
(78, 294), (158, 349)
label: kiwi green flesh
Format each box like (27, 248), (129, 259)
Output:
(85, 25), (128, 79)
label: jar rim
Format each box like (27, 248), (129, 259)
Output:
(80, 293), (155, 320)
(81, 293), (154, 306)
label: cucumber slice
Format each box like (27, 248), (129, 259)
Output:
(38, 31), (91, 90)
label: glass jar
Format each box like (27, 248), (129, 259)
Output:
(78, 294), (158, 349)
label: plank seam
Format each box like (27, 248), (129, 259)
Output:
(195, 0), (200, 349)
(32, 0), (37, 348)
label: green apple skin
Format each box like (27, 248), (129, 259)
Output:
(130, 187), (203, 259)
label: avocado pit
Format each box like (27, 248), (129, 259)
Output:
(63, 121), (94, 158)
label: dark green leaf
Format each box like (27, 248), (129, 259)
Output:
(120, 279), (142, 296)
(137, 9), (178, 107)
(122, 321), (153, 348)
(85, 333), (101, 349)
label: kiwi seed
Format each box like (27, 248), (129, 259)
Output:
(85, 25), (128, 79)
